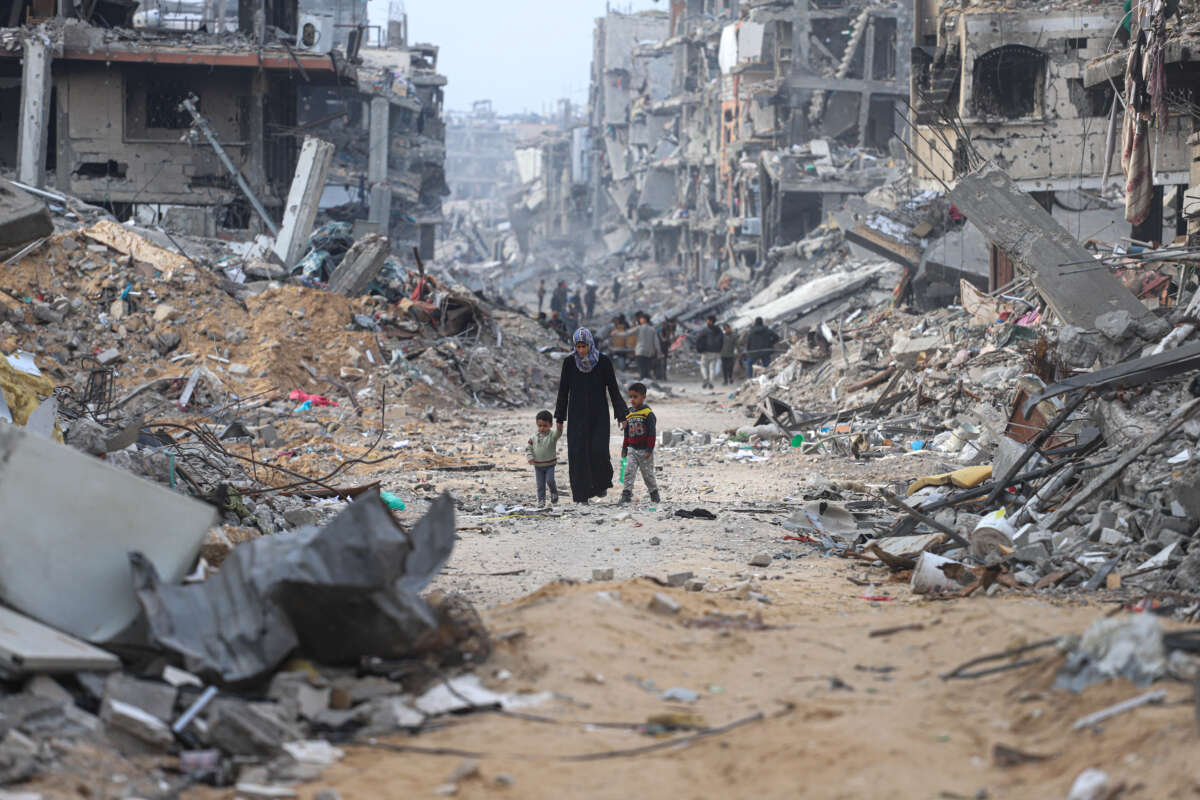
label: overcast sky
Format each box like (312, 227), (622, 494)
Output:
(366, 0), (664, 115)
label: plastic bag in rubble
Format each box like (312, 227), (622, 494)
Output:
(1054, 614), (1166, 692)
(129, 491), (456, 686)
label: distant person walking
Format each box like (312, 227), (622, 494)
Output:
(555, 328), (628, 504)
(695, 315), (724, 390)
(633, 311), (658, 381)
(537, 279), (546, 313)
(744, 317), (780, 376)
(612, 275), (621, 305)
(550, 281), (568, 315)
(584, 283), (597, 320)
(720, 323), (738, 385)
(655, 318), (677, 382)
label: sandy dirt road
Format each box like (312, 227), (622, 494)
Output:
(195, 380), (1200, 800)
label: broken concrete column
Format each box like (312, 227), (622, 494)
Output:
(272, 136), (335, 268)
(328, 234), (390, 296)
(368, 97), (391, 230)
(16, 38), (52, 189)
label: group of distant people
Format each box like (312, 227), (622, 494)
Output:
(607, 313), (780, 388)
(530, 272), (783, 387)
(535, 278), (611, 335)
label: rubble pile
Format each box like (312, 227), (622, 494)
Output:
(717, 228), (1200, 601)
(0, 412), (499, 797)
(0, 217), (566, 414)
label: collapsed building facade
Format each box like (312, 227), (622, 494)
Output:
(908, 0), (1190, 291)
(1, 0), (446, 260)
(500, 1), (915, 289)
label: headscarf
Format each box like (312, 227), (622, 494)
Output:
(573, 328), (600, 373)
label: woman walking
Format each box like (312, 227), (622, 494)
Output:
(555, 328), (628, 504)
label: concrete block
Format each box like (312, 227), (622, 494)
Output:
(362, 696), (424, 731)
(101, 699), (173, 751)
(0, 694), (65, 738)
(25, 677), (71, 705)
(649, 593), (680, 615)
(0, 425), (215, 642)
(267, 672), (329, 721)
(665, 571), (693, 587)
(1095, 310), (1134, 342)
(104, 674), (177, 724)
(591, 568), (614, 581)
(282, 508), (317, 528)
(748, 553), (772, 567)
(1057, 325), (1101, 369)
(1010, 543), (1050, 564)
(272, 136), (335, 267)
(328, 234), (390, 297)
(0, 180), (52, 249)
(207, 700), (301, 757)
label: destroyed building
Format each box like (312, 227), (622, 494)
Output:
(504, 1), (913, 290)
(1, 0), (447, 261)
(446, 100), (518, 209)
(909, 1), (1191, 288)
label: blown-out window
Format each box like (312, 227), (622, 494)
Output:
(972, 45), (1046, 119)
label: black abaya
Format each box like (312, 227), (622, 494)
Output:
(555, 354), (628, 502)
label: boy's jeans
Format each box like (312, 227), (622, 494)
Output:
(621, 448), (658, 497)
(535, 465), (558, 503)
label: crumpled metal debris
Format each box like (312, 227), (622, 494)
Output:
(130, 491), (456, 686)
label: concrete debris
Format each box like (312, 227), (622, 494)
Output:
(649, 593), (682, 615)
(4, 0), (1200, 794)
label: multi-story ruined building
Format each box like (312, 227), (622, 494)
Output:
(909, 0), (1189, 287)
(576, 1), (909, 288)
(1, 0), (446, 259)
(446, 101), (518, 206)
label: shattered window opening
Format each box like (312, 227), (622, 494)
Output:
(972, 44), (1046, 120)
(147, 85), (196, 129)
(74, 160), (127, 179)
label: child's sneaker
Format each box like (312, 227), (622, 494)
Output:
(649, 491), (661, 503)
(550, 491), (559, 504)
(619, 491), (632, 504)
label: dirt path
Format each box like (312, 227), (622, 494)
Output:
(207, 380), (1199, 799)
